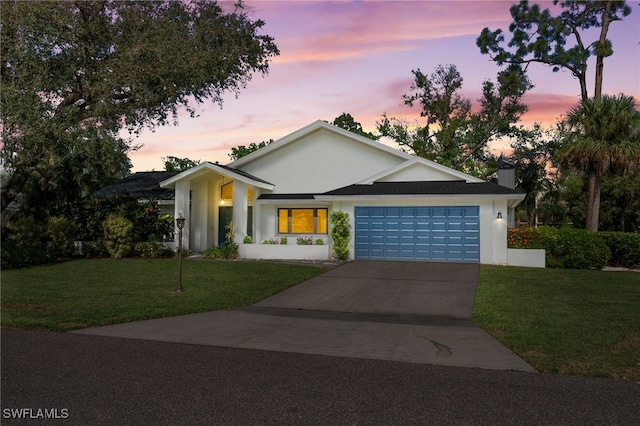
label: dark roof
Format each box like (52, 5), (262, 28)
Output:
(211, 162), (274, 186)
(321, 181), (524, 196)
(95, 171), (179, 200)
(257, 193), (317, 200)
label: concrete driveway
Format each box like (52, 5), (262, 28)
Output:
(73, 260), (535, 372)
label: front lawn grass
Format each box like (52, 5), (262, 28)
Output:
(475, 266), (640, 381)
(1, 259), (326, 332)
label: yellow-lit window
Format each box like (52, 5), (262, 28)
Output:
(221, 181), (233, 199)
(277, 208), (328, 234)
(221, 182), (254, 202)
(292, 209), (313, 233)
(317, 209), (327, 234)
(278, 209), (289, 233)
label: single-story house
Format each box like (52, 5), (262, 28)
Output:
(160, 120), (527, 265)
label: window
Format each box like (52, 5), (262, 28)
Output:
(220, 181), (254, 203)
(278, 208), (328, 234)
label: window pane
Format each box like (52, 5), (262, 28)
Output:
(291, 209), (313, 233)
(317, 209), (328, 234)
(221, 181), (233, 199)
(278, 209), (289, 233)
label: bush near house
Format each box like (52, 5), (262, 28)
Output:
(134, 242), (175, 259)
(508, 226), (611, 269)
(103, 214), (133, 259)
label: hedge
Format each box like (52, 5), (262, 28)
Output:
(508, 226), (610, 270)
(598, 232), (640, 269)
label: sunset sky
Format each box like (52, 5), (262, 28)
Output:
(129, 0), (640, 171)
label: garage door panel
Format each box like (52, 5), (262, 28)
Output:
(355, 206), (480, 263)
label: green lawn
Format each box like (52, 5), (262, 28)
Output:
(0, 259), (326, 331)
(474, 266), (640, 381)
(2, 259), (639, 380)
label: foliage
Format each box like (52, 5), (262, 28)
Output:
(510, 124), (563, 226)
(331, 113), (379, 140)
(205, 220), (238, 259)
(261, 238), (280, 245)
(507, 227), (545, 249)
(1, 0), (279, 218)
(561, 171), (640, 233)
(67, 196), (172, 243)
(78, 240), (108, 259)
(330, 211), (351, 260)
(508, 226), (610, 269)
(598, 232), (640, 269)
(162, 156), (201, 172)
(280, 236), (288, 245)
(4, 216), (46, 248)
(134, 242), (175, 259)
(243, 235), (253, 244)
(0, 240), (50, 270)
(296, 236), (313, 245)
(315, 239), (324, 245)
(103, 214), (133, 259)
(229, 140), (273, 161)
(377, 64), (531, 177)
(558, 94), (640, 232)
(46, 216), (78, 258)
(477, 0), (632, 101)
(203, 244), (238, 260)
(1, 216), (51, 269)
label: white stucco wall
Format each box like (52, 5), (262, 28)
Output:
(240, 129), (406, 193)
(253, 197), (511, 264)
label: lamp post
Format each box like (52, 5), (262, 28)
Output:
(176, 213), (186, 293)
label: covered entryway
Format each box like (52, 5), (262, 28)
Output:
(355, 206), (480, 262)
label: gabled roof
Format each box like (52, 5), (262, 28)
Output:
(160, 162), (274, 190)
(227, 120), (414, 168)
(321, 181), (525, 197)
(95, 171), (179, 201)
(357, 158), (484, 184)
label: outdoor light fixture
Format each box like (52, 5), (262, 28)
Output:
(176, 212), (186, 293)
(497, 211), (503, 219)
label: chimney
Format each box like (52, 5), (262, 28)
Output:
(497, 157), (515, 189)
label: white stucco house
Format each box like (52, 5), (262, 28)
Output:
(160, 120), (526, 264)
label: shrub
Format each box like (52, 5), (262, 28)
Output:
(507, 227), (544, 249)
(296, 236), (313, 245)
(280, 236), (288, 245)
(47, 216), (78, 258)
(511, 226), (610, 269)
(243, 235), (253, 244)
(330, 210), (351, 260)
(1, 217), (51, 269)
(551, 227), (610, 270)
(103, 214), (133, 259)
(203, 243), (238, 259)
(315, 239), (324, 245)
(261, 238), (280, 244)
(134, 242), (175, 259)
(598, 232), (640, 269)
(79, 240), (108, 258)
(0, 240), (50, 270)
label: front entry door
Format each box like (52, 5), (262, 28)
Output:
(218, 206), (233, 245)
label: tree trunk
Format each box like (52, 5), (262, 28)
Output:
(585, 171), (602, 232)
(594, 1), (613, 101)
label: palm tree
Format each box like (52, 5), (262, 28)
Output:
(558, 94), (640, 232)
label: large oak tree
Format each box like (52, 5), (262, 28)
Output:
(1, 0), (279, 218)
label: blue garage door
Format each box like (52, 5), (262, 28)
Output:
(355, 206), (480, 262)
